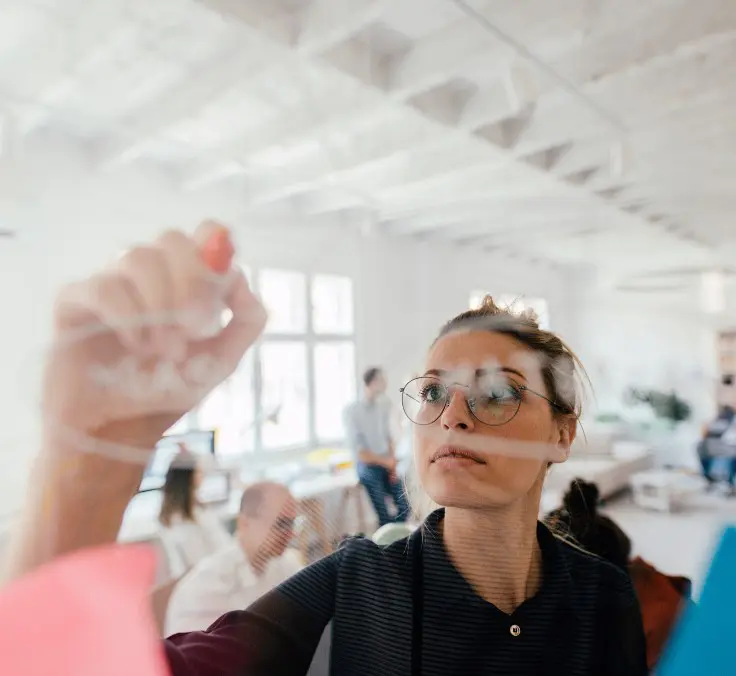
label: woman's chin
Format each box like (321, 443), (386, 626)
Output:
(425, 477), (516, 509)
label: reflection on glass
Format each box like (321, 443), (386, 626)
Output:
(312, 275), (354, 334)
(197, 352), (255, 455)
(314, 342), (356, 440)
(260, 342), (309, 449)
(259, 269), (307, 334)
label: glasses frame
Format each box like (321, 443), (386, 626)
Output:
(399, 375), (565, 427)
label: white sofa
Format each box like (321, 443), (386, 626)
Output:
(540, 433), (654, 514)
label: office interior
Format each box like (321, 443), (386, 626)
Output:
(1, 0), (736, 633)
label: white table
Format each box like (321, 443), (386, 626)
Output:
(630, 470), (706, 512)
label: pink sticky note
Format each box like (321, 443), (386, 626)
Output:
(0, 545), (169, 676)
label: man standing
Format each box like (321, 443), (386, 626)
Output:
(165, 482), (302, 635)
(344, 367), (410, 527)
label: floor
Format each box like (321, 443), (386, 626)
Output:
(604, 486), (736, 599)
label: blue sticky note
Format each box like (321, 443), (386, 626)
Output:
(658, 527), (736, 675)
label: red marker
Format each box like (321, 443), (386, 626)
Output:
(200, 226), (234, 274)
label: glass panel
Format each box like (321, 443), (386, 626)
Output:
(471, 292), (551, 331)
(259, 269), (307, 334)
(260, 342), (309, 449)
(312, 275), (354, 334)
(196, 351), (255, 455)
(314, 342), (356, 441)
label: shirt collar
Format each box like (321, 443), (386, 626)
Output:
(417, 508), (573, 614)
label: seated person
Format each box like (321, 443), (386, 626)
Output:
(697, 405), (736, 494)
(166, 481), (302, 635)
(546, 479), (691, 672)
(158, 446), (232, 578)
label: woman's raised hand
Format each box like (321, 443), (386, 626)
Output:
(42, 222), (267, 460)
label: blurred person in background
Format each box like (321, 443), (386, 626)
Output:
(158, 445), (232, 578)
(344, 367), (409, 527)
(166, 481), (302, 635)
(546, 478), (691, 672)
(697, 404), (736, 494)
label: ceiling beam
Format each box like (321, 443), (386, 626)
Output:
(95, 45), (271, 168)
(295, 0), (395, 54)
(11, 4), (132, 134)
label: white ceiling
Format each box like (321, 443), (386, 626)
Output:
(1, 0), (735, 295)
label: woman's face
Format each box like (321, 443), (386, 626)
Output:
(413, 330), (575, 509)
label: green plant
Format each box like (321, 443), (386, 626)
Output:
(626, 388), (691, 423)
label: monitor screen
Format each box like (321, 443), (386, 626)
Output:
(138, 430), (215, 493)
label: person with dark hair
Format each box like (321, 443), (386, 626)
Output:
(343, 367), (410, 527)
(697, 404), (736, 493)
(157, 445), (231, 578)
(545, 478), (632, 570)
(10, 225), (649, 675)
(546, 478), (691, 672)
(166, 482), (301, 635)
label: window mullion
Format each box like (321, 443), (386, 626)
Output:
(306, 276), (317, 448)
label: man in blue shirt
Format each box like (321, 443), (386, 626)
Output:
(343, 367), (410, 527)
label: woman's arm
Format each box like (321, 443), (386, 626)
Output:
(164, 551), (339, 676)
(602, 574), (649, 676)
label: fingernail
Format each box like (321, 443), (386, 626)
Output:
(199, 225), (234, 274)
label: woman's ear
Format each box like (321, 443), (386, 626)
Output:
(549, 416), (577, 464)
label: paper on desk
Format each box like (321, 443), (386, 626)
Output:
(0, 544), (168, 676)
(658, 527), (736, 675)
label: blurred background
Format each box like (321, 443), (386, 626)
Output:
(0, 0), (735, 613)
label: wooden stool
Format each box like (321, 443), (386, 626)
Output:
(336, 483), (367, 537)
(298, 497), (330, 562)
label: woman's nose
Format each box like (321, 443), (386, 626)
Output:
(440, 391), (475, 431)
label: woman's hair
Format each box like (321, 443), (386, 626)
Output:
(158, 450), (198, 527)
(548, 478), (632, 569)
(406, 296), (588, 519)
(436, 295), (585, 419)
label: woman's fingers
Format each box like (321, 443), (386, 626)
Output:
(116, 246), (173, 356)
(56, 223), (260, 368)
(54, 272), (147, 354)
(199, 266), (267, 370)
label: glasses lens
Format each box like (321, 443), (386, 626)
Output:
(402, 377), (447, 425)
(469, 379), (522, 426)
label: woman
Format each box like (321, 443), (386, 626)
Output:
(4, 224), (647, 675)
(546, 479), (691, 672)
(157, 445), (231, 578)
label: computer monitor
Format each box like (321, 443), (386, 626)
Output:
(138, 429), (215, 493)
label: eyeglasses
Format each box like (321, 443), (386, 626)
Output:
(400, 375), (564, 427)
(273, 515), (300, 533)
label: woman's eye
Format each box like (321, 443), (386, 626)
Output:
(481, 386), (519, 404)
(420, 384), (444, 403)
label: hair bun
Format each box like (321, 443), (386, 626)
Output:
(563, 478), (599, 517)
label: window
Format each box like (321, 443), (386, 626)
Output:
(260, 269), (307, 334)
(190, 268), (357, 457)
(195, 351), (255, 456)
(312, 275), (354, 335)
(260, 342), (309, 449)
(470, 291), (550, 330)
(314, 342), (356, 440)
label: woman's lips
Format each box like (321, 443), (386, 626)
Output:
(431, 445), (485, 464)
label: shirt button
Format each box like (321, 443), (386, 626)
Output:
(510, 624), (521, 637)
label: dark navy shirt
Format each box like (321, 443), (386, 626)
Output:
(164, 509), (647, 675)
